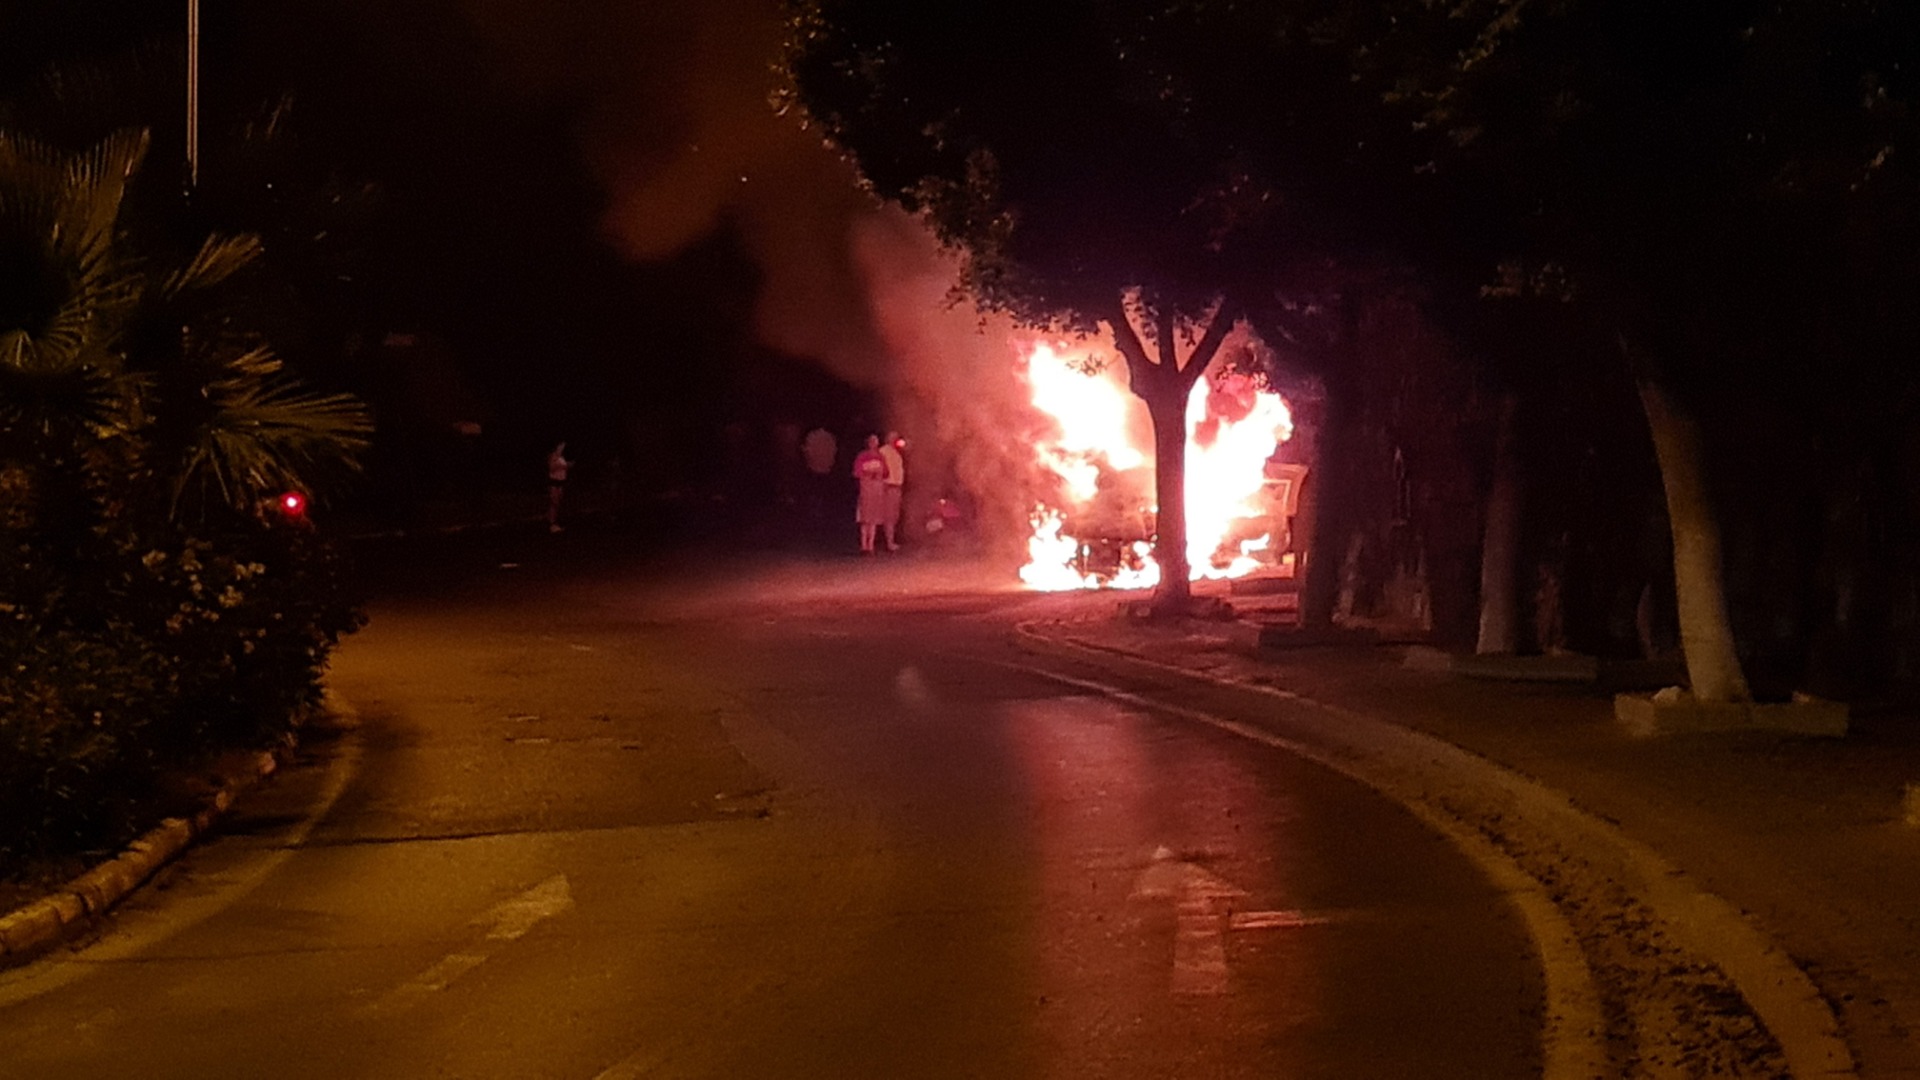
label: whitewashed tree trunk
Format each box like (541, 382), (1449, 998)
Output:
(1636, 373), (1752, 702)
(1476, 393), (1522, 655)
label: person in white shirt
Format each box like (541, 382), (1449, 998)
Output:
(877, 432), (906, 552)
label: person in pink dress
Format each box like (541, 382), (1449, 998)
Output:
(852, 434), (889, 554)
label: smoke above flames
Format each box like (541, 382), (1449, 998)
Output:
(455, 0), (1057, 543)
(454, 1), (1296, 577)
(457, 0), (896, 386)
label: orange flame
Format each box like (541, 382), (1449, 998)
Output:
(1019, 336), (1291, 590)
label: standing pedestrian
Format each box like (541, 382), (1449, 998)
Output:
(852, 434), (888, 554)
(547, 441), (573, 533)
(801, 426), (838, 541)
(878, 431), (906, 552)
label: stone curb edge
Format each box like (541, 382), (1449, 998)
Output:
(1010, 619), (1858, 1080)
(0, 700), (325, 971)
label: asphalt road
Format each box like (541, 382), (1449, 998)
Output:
(0, 529), (1544, 1079)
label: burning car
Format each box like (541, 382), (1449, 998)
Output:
(1017, 335), (1296, 592)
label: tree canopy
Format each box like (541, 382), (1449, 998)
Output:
(785, 1), (1264, 327)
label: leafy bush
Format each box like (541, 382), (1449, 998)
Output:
(0, 624), (165, 860)
(0, 131), (370, 870)
(144, 525), (366, 752)
(0, 507), (365, 865)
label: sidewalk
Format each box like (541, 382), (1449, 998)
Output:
(1017, 603), (1920, 1078)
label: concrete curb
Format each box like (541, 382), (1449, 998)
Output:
(1403, 644), (1601, 682)
(0, 717), (308, 971)
(1612, 691), (1850, 738)
(1012, 619), (1857, 1080)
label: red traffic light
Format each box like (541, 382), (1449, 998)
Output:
(277, 491), (307, 518)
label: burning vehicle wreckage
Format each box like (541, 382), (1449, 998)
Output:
(1016, 337), (1308, 593)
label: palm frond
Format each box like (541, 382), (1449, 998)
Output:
(163, 233), (265, 300)
(166, 344), (370, 515)
(26, 270), (138, 373)
(1, 129), (147, 277)
(57, 129), (148, 255)
(3, 130), (374, 523)
(0, 330), (29, 371)
(0, 358), (141, 454)
(0, 130), (142, 376)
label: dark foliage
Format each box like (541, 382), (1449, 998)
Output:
(1, 129), (368, 871)
(0, 515), (363, 864)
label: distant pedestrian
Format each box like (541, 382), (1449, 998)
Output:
(801, 426), (838, 538)
(547, 442), (573, 533)
(852, 434), (888, 554)
(802, 426), (837, 475)
(878, 431), (906, 552)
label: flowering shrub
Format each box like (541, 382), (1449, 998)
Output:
(0, 512), (364, 865)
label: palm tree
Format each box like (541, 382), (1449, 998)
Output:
(2, 129), (372, 860)
(0, 129), (150, 549)
(0, 128), (368, 532)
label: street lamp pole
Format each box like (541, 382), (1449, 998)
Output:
(186, 0), (200, 191)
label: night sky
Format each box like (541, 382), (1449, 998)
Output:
(0, 0), (914, 486)
(454, 0), (893, 377)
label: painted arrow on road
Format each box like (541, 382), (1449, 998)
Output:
(1132, 846), (1335, 996)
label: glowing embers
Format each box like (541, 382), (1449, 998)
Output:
(1018, 338), (1292, 591)
(1018, 506), (1159, 592)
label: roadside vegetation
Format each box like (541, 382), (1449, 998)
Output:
(0, 129), (368, 876)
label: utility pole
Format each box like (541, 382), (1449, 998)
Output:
(186, 0), (200, 192)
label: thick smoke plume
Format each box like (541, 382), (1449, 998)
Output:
(848, 210), (1062, 554)
(459, 0), (1057, 553)
(461, 0), (890, 384)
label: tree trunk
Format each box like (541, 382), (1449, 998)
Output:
(1104, 295), (1239, 618)
(1146, 389), (1192, 613)
(1476, 393), (1522, 654)
(1424, 479), (1485, 650)
(1636, 371), (1752, 702)
(1301, 376), (1360, 630)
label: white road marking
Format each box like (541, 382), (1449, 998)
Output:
(1229, 910), (1334, 931)
(1132, 847), (1334, 996)
(893, 665), (934, 710)
(1000, 654), (1614, 1080)
(406, 951), (489, 993)
(360, 874), (572, 1017)
(593, 1048), (673, 1080)
(480, 874), (572, 941)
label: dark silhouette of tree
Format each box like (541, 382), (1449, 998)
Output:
(1097, 0), (1918, 697)
(1349, 0), (1920, 701)
(783, 0), (1275, 612)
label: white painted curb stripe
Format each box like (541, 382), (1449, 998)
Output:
(1009, 658), (1610, 1080)
(1012, 626), (1859, 1079)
